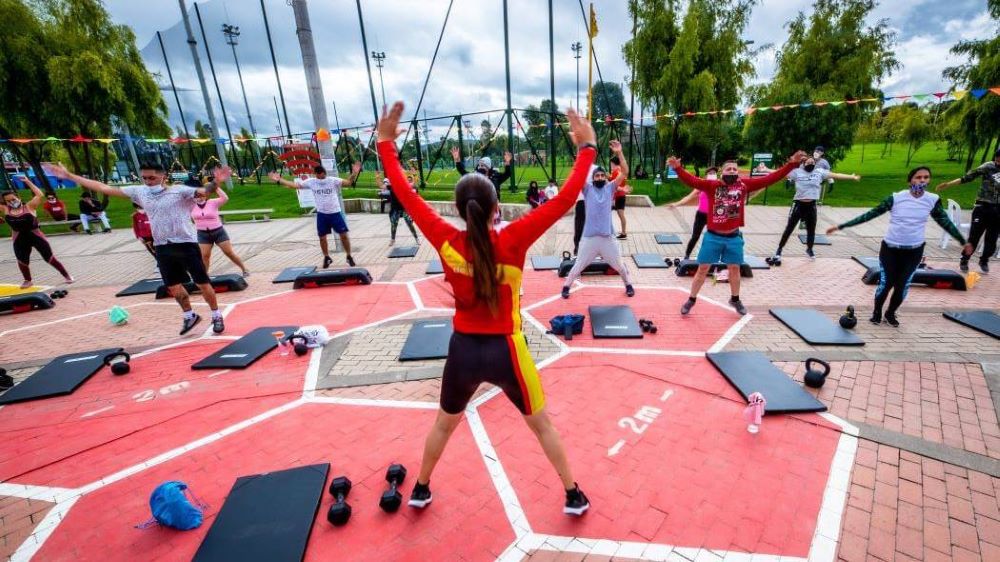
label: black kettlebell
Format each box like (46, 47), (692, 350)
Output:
(103, 350), (131, 376)
(561, 250), (572, 261)
(803, 358), (830, 389)
(839, 305), (857, 329)
(288, 334), (309, 356)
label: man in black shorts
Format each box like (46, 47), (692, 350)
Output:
(47, 162), (231, 335)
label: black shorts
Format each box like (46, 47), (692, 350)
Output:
(197, 226), (230, 245)
(614, 196), (627, 211)
(155, 242), (211, 287)
(440, 332), (545, 415)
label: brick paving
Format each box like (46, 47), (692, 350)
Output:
(0, 205), (998, 561)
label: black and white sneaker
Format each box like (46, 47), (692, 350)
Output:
(884, 313), (899, 327)
(730, 298), (747, 316)
(346, 255), (356, 267)
(563, 484), (590, 516)
(806, 249), (815, 260)
(681, 297), (696, 315)
(870, 311), (882, 325)
(408, 482), (432, 509)
(180, 313), (202, 335)
(212, 315), (225, 334)
(561, 286), (570, 299)
(625, 284), (635, 297)
(322, 255), (333, 269)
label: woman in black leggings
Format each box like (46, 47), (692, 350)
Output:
(2, 178), (74, 288)
(774, 157), (859, 259)
(827, 167), (971, 327)
(669, 167), (716, 260)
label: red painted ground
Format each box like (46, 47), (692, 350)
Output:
(0, 340), (306, 487)
(527, 286), (741, 352)
(223, 282), (415, 336)
(413, 268), (569, 311)
(35, 403), (513, 562)
(478, 353), (841, 557)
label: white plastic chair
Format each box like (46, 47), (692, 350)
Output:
(940, 199), (970, 249)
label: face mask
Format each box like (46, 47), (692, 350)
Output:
(7, 200), (21, 209)
(196, 200), (206, 206)
(476, 167), (488, 175)
(722, 174), (738, 185)
(592, 179), (607, 188)
(804, 164), (815, 173)
(813, 151), (822, 159)
(910, 182), (927, 196)
(149, 185), (165, 194)
(706, 173), (717, 181)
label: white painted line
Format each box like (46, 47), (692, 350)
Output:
(9, 496), (79, 562)
(518, 534), (801, 562)
(301, 346), (324, 397)
(468, 386), (503, 408)
(660, 389), (674, 402)
(608, 439), (626, 456)
(520, 310), (568, 351)
(0, 483), (75, 502)
(406, 281), (424, 310)
(204, 335), (240, 341)
(465, 407), (532, 542)
(372, 281), (413, 286)
(307, 396), (439, 409)
(807, 433), (858, 562)
(229, 289), (294, 307)
(130, 338), (204, 359)
(326, 308), (421, 342)
(206, 369), (231, 379)
(80, 405), (114, 418)
(818, 412), (860, 437)
(570, 347), (705, 358)
(707, 313), (753, 354)
(0, 302), (205, 338)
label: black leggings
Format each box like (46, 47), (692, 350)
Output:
(684, 211), (708, 259)
(875, 241), (924, 316)
(12, 230), (69, 280)
(572, 200), (586, 254)
(966, 202), (999, 264)
(777, 200), (817, 252)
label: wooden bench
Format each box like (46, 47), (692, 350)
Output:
(219, 208), (273, 223)
(37, 219), (83, 235)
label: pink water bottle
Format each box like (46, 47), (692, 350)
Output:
(272, 330), (290, 356)
(745, 392), (766, 434)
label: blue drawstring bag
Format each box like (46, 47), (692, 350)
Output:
(136, 481), (207, 531)
(548, 314), (585, 341)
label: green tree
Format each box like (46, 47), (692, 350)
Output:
(743, 0), (898, 165)
(884, 104), (930, 166)
(522, 99), (565, 163)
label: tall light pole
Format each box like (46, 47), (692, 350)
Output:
(572, 41), (582, 111)
(222, 23), (257, 138)
(371, 51), (387, 107)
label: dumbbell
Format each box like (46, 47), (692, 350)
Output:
(379, 464), (407, 513)
(664, 258), (674, 267)
(326, 476), (352, 526)
(50, 290), (67, 299)
(765, 257), (782, 267)
(638, 319), (658, 334)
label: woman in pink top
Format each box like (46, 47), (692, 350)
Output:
(192, 188), (249, 277)
(668, 166), (717, 260)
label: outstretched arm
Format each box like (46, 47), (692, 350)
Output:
(44, 163), (129, 199)
(494, 152), (513, 183)
(340, 161), (363, 187)
(930, 199), (971, 254)
(196, 166), (231, 197)
(827, 171), (860, 182)
(826, 195), (893, 234)
(19, 177), (45, 210)
(609, 141), (628, 188)
(744, 151), (807, 192)
(666, 157), (715, 193)
(936, 163), (987, 191)
(268, 171), (302, 189)
(669, 189), (700, 208)
(451, 147), (469, 176)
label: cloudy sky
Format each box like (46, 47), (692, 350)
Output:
(105, 0), (995, 140)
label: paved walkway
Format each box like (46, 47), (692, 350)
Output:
(0, 206), (997, 561)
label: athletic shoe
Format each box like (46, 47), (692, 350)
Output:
(63, 276), (75, 284)
(20, 280), (33, 289)
(389, 239), (395, 246)
(625, 284), (635, 297)
(212, 315), (225, 334)
(869, 311), (882, 325)
(681, 297), (696, 315)
(84, 229), (93, 235)
(806, 249), (815, 260)
(346, 255), (356, 267)
(408, 482), (432, 509)
(884, 313), (899, 327)
(616, 233), (627, 240)
(180, 313), (202, 335)
(563, 484), (590, 516)
(980, 261), (990, 274)
(102, 228), (112, 234)
(322, 255), (333, 269)
(561, 286), (570, 299)
(730, 298), (747, 316)
(959, 258), (969, 273)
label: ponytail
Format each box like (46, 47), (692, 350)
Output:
(456, 174), (501, 315)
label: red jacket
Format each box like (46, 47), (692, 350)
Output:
(379, 140), (595, 335)
(44, 200), (67, 221)
(132, 211), (152, 239)
(671, 161), (796, 233)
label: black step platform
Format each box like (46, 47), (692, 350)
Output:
(292, 268), (372, 288)
(116, 278), (165, 297)
(192, 463), (329, 562)
(589, 305), (643, 338)
(399, 318), (453, 361)
(707, 351), (827, 413)
(852, 256), (880, 270)
(632, 253), (670, 268)
(192, 326), (298, 369)
(272, 266), (317, 284)
(557, 258), (618, 278)
(388, 245), (419, 258)
(943, 310), (1000, 339)
(530, 256), (563, 271)
(0, 292), (55, 314)
(154, 274), (248, 300)
(857, 259), (968, 290)
(674, 259), (753, 278)
(426, 259), (444, 274)
(654, 233), (682, 244)
(770, 308), (865, 346)
(0, 348), (122, 405)
(800, 234), (831, 245)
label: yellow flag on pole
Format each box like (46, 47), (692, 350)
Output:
(587, 3), (597, 118)
(589, 3), (599, 38)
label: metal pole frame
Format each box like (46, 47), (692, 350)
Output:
(502, 0), (515, 192)
(195, 3), (242, 183)
(156, 30), (196, 167)
(354, 0), (382, 172)
(547, 0), (556, 180)
(260, 0), (292, 139)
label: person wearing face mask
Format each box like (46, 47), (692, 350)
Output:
(935, 147), (1000, 273)
(1, 177), (74, 288)
(545, 179), (559, 200)
(561, 140), (635, 299)
(526, 180), (544, 208)
(42, 192), (81, 232)
(812, 145), (833, 196)
(773, 157), (860, 260)
(668, 152), (806, 315)
(78, 190), (111, 234)
(451, 146), (514, 199)
(191, 187), (249, 277)
(827, 167), (972, 327)
(47, 161), (232, 335)
(669, 167), (718, 261)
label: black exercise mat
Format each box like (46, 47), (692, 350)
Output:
(943, 310), (1000, 340)
(852, 256), (880, 270)
(530, 256), (563, 271)
(115, 278), (164, 297)
(799, 233), (831, 245)
(589, 305), (643, 339)
(399, 318), (453, 361)
(0, 348), (122, 405)
(654, 233), (682, 244)
(272, 266), (317, 284)
(192, 326), (298, 369)
(633, 253), (669, 268)
(388, 245), (419, 258)
(770, 308), (865, 346)
(744, 255), (770, 270)
(426, 259), (444, 274)
(192, 463), (329, 562)
(707, 351), (827, 413)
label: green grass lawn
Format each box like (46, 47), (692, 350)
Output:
(1, 142), (987, 238)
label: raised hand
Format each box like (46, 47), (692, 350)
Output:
(377, 102), (407, 143)
(351, 161), (363, 175)
(565, 108), (596, 148)
(789, 150), (808, 163)
(44, 162), (70, 180)
(450, 146), (460, 162)
(267, 171), (281, 182)
(609, 140), (622, 153)
(826, 226), (839, 235)
(666, 156), (681, 169)
(213, 165), (232, 183)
